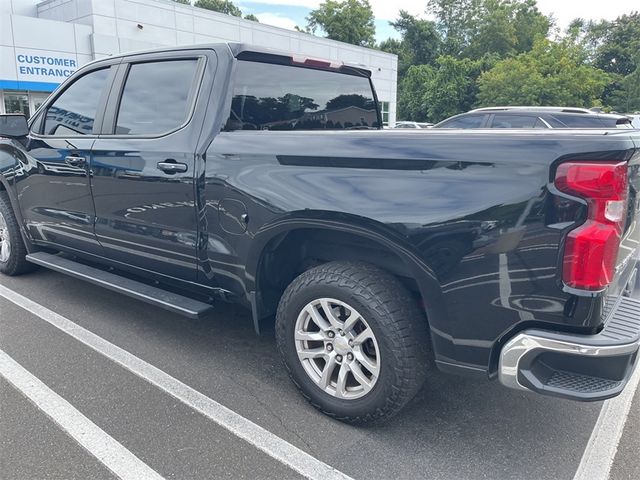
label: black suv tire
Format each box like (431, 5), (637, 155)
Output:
(0, 191), (34, 276)
(276, 261), (431, 424)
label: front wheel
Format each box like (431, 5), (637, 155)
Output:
(276, 262), (431, 424)
(0, 191), (34, 276)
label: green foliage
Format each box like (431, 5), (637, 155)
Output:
(194, 0), (242, 17)
(465, 0), (550, 59)
(566, 12), (640, 112)
(426, 0), (479, 57)
(398, 65), (434, 121)
(388, 11), (441, 75)
(387, 1), (639, 120)
(477, 40), (611, 108)
(244, 14), (259, 22)
(592, 13), (640, 76)
(399, 56), (490, 122)
(426, 0), (550, 59)
(305, 0), (376, 47)
(171, 0), (191, 5)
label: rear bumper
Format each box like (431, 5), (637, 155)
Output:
(498, 295), (640, 401)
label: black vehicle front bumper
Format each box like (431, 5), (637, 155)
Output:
(498, 293), (640, 402)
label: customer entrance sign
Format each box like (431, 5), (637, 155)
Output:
(15, 49), (78, 85)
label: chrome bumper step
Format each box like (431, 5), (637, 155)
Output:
(499, 295), (640, 401)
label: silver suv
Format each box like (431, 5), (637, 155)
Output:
(435, 106), (634, 129)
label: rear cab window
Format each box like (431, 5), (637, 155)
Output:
(225, 60), (379, 131)
(115, 59), (200, 135)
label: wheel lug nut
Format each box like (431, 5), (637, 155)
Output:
(347, 353), (353, 361)
(339, 330), (344, 336)
(348, 339), (354, 347)
(326, 344), (333, 351)
(327, 331), (335, 338)
(336, 355), (343, 362)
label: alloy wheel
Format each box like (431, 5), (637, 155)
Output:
(0, 211), (11, 263)
(294, 298), (380, 399)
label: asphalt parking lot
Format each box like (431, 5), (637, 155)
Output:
(1, 268), (639, 480)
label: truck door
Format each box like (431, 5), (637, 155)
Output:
(16, 64), (117, 255)
(90, 54), (207, 280)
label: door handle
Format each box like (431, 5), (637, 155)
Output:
(65, 155), (86, 167)
(157, 161), (188, 174)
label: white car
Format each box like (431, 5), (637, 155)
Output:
(626, 114), (640, 129)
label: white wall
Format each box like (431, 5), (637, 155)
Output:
(3, 0), (397, 122)
(37, 0), (397, 115)
(0, 12), (93, 89)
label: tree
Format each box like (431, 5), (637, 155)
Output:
(465, 0), (549, 59)
(566, 12), (640, 112)
(511, 0), (551, 54)
(194, 0), (242, 17)
(427, 0), (479, 56)
(305, 0), (376, 47)
(171, 0), (191, 4)
(389, 11), (442, 72)
(592, 13), (640, 77)
(244, 14), (259, 22)
(427, 0), (550, 60)
(399, 56), (488, 122)
(398, 65), (434, 121)
(477, 40), (611, 108)
(465, 0), (518, 59)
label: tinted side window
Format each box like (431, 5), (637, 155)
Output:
(43, 68), (110, 136)
(225, 61), (378, 131)
(491, 114), (537, 128)
(439, 115), (485, 128)
(546, 115), (605, 128)
(115, 60), (198, 135)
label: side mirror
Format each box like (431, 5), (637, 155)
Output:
(0, 114), (29, 138)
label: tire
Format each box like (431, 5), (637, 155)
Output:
(0, 191), (34, 276)
(276, 261), (431, 424)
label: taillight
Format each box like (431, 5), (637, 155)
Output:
(554, 161), (628, 291)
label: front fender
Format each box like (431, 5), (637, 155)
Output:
(0, 139), (35, 252)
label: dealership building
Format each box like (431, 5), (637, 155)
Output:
(0, 0), (398, 124)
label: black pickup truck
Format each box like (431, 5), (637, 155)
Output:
(1, 43), (639, 423)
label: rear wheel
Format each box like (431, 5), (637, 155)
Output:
(0, 191), (34, 276)
(276, 261), (431, 424)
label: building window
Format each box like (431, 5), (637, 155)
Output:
(1, 91), (54, 118)
(380, 101), (390, 126)
(3, 92), (30, 117)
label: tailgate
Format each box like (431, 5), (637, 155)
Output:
(613, 149), (640, 297)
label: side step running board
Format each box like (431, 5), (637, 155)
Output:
(26, 252), (213, 319)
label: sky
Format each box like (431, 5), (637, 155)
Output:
(236, 0), (638, 42)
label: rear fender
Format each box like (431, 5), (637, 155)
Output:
(245, 211), (447, 335)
